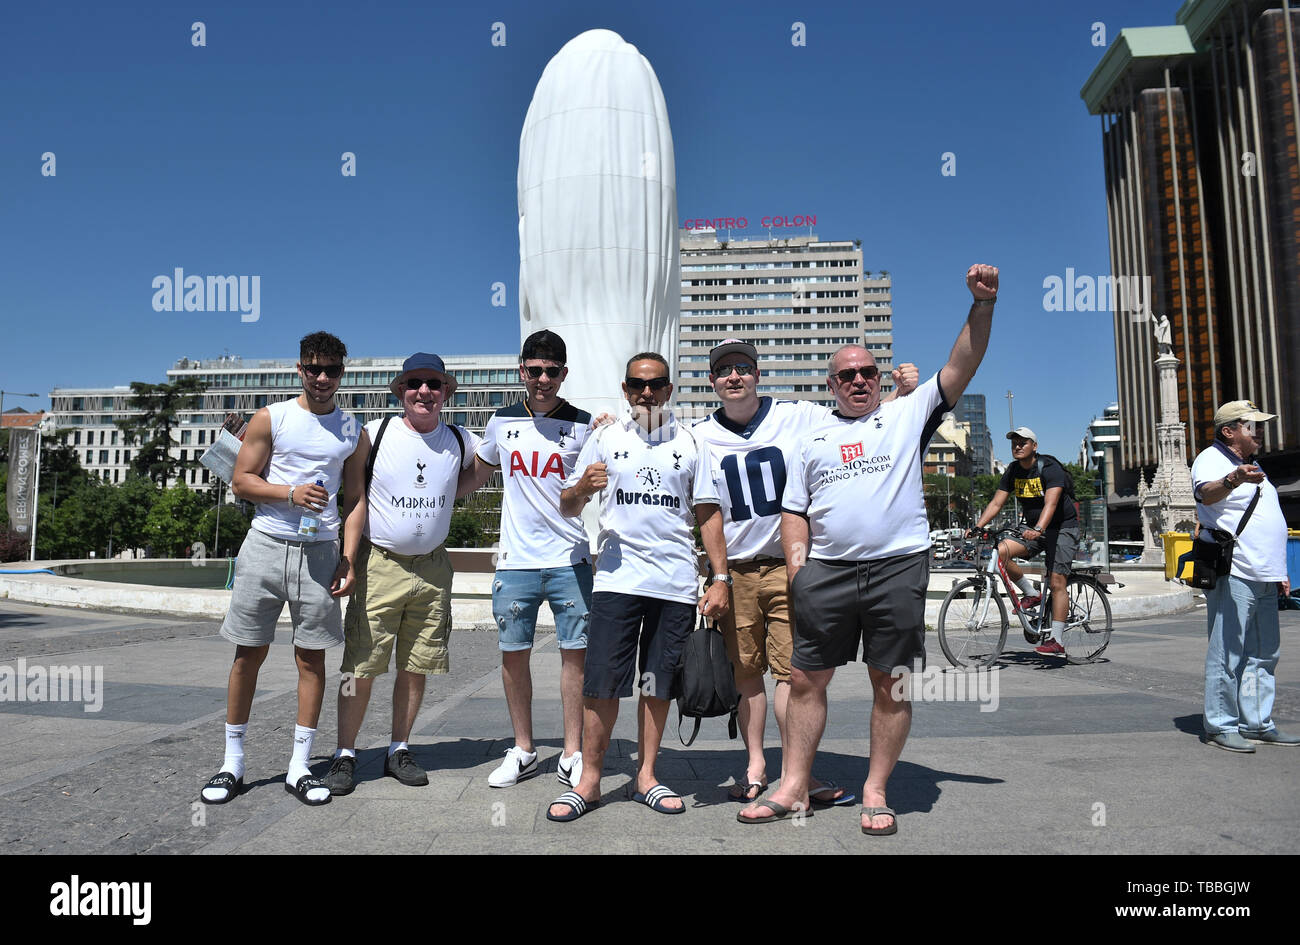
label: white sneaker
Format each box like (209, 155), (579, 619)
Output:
(557, 751), (583, 787)
(488, 746), (538, 788)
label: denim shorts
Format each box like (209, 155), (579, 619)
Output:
(493, 565), (593, 651)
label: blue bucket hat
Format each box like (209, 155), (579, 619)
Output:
(390, 352), (458, 397)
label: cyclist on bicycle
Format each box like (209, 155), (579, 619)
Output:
(968, 426), (1080, 657)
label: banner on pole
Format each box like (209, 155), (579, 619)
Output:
(6, 428), (38, 534)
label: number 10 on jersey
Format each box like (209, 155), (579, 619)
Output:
(720, 447), (786, 521)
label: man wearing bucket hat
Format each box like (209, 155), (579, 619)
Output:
(1191, 400), (1296, 751)
(322, 353), (482, 794)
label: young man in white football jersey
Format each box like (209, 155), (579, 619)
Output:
(748, 264), (997, 836)
(457, 330), (595, 789)
(321, 353), (479, 796)
(546, 353), (730, 821)
(695, 339), (918, 807)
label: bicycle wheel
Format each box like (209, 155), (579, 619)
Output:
(937, 577), (1008, 667)
(1061, 574), (1112, 663)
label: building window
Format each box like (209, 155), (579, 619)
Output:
(99, 450), (109, 463)
(198, 430), (206, 445)
(182, 430), (191, 444)
(202, 469), (210, 484)
(113, 469), (120, 483)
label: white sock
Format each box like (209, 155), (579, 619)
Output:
(1016, 577), (1036, 597)
(388, 741), (408, 757)
(287, 725), (328, 802)
(335, 747), (356, 760)
(1051, 620), (1066, 643)
(201, 723), (247, 802)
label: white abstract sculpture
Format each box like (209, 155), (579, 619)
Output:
(518, 29), (680, 420)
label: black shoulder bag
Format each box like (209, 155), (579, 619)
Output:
(675, 616), (739, 747)
(1177, 487), (1261, 590)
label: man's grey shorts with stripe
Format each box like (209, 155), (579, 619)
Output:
(219, 527), (344, 650)
(790, 551), (928, 673)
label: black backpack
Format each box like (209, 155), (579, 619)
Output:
(675, 617), (739, 746)
(1035, 454), (1075, 501)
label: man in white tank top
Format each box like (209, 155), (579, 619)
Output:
(201, 332), (365, 808)
(322, 353), (480, 796)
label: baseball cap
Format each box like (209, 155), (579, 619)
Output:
(390, 353), (457, 397)
(1213, 400), (1275, 428)
(709, 339), (758, 374)
(1006, 426), (1037, 442)
(520, 329), (567, 364)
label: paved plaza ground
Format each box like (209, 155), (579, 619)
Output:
(0, 596), (1296, 856)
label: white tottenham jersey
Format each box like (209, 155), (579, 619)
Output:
(783, 374), (951, 562)
(693, 398), (824, 562)
(364, 417), (479, 556)
(477, 400), (593, 570)
(565, 412), (719, 604)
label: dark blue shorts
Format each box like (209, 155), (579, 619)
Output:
(582, 592), (695, 700)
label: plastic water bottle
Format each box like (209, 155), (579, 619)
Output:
(298, 479), (325, 538)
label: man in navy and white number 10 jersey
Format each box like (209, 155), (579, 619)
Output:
(693, 338), (918, 812)
(754, 264), (998, 837)
(459, 330), (595, 790)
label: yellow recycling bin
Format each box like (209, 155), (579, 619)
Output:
(1163, 532), (1193, 581)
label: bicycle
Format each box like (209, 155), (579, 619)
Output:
(936, 528), (1115, 667)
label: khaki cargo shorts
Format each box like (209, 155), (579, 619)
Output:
(716, 558), (792, 682)
(341, 539), (453, 677)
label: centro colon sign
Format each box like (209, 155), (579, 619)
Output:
(682, 215), (817, 231)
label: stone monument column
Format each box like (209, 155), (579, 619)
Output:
(1138, 317), (1198, 564)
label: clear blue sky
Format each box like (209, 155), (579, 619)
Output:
(1, 0), (1180, 463)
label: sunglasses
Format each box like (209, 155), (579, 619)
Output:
(625, 376), (671, 393)
(301, 363), (343, 379)
(833, 366), (880, 384)
(404, 377), (444, 391)
(523, 365), (564, 379)
(713, 363), (756, 378)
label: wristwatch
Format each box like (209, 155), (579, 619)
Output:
(708, 574), (734, 588)
(1221, 474), (1236, 490)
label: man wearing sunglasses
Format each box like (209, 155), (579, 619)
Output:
(456, 330), (596, 790)
(758, 264), (998, 836)
(1191, 400), (1296, 751)
(322, 352), (481, 796)
(695, 339), (919, 813)
(203, 332), (364, 808)
(968, 427), (1079, 656)
(545, 352), (729, 821)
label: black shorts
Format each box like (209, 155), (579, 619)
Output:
(790, 551), (928, 674)
(583, 592), (695, 700)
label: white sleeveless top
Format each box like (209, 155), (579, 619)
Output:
(251, 399), (360, 542)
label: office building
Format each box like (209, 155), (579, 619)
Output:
(1081, 0), (1299, 505)
(49, 355), (522, 489)
(955, 393), (994, 476)
(676, 229), (894, 414)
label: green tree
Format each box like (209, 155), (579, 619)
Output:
(1064, 462), (1097, 502)
(198, 501), (251, 558)
(144, 481), (208, 556)
(447, 509), (484, 548)
(115, 377), (205, 485)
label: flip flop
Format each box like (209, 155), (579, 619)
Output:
(632, 784), (685, 814)
(547, 790), (601, 822)
(285, 774), (331, 806)
(809, 779), (857, 808)
(736, 799), (813, 824)
(861, 805), (898, 836)
(200, 770), (243, 805)
(727, 775), (768, 802)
